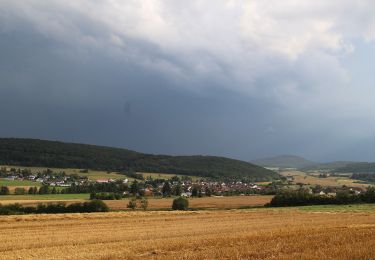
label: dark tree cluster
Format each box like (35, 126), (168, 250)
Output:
(89, 192), (122, 200)
(268, 187), (375, 207)
(351, 173), (375, 183)
(0, 200), (109, 215)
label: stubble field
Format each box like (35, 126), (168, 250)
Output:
(107, 195), (273, 210)
(1, 208), (375, 259)
(0, 195), (273, 211)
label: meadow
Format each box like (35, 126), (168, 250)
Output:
(139, 172), (200, 181)
(0, 179), (41, 187)
(1, 165), (127, 181)
(0, 193), (89, 201)
(0, 207), (374, 259)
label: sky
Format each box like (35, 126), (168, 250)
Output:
(1, 1), (375, 162)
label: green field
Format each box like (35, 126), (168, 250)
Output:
(140, 172), (200, 181)
(72, 170), (129, 181)
(295, 204), (375, 212)
(0, 193), (89, 200)
(1, 165), (128, 181)
(0, 179), (41, 187)
(1, 165), (201, 181)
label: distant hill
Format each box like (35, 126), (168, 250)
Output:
(0, 138), (278, 181)
(252, 155), (316, 169)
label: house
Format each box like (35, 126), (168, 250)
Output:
(96, 179), (110, 183)
(140, 188), (153, 196)
(181, 192), (192, 197)
(350, 187), (364, 195)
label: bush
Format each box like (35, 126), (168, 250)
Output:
(172, 197), (189, 210)
(14, 187), (26, 195)
(0, 186), (9, 195)
(28, 187), (38, 195)
(140, 197), (148, 210)
(127, 198), (137, 210)
(90, 192), (122, 200)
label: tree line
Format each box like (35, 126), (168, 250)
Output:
(0, 200), (109, 215)
(268, 187), (375, 207)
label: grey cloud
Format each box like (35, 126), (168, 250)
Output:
(1, 1), (375, 161)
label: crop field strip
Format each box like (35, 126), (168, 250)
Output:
(1, 209), (375, 259)
(0, 195), (273, 211)
(106, 195), (274, 210)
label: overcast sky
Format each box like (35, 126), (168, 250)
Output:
(1, 1), (375, 162)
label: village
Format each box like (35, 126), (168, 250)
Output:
(0, 166), (367, 197)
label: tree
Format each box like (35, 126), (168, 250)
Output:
(28, 187), (38, 195)
(173, 183), (182, 196)
(51, 187), (57, 194)
(172, 197), (189, 210)
(162, 182), (172, 197)
(336, 190), (353, 204)
(127, 198), (137, 210)
(130, 180), (139, 196)
(171, 175), (180, 182)
(205, 186), (212, 197)
(38, 185), (50, 195)
(14, 187), (26, 195)
(0, 186), (9, 195)
(362, 186), (375, 202)
(192, 186), (198, 197)
(140, 197), (148, 210)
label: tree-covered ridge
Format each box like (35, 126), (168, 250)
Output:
(335, 162), (375, 174)
(0, 138), (278, 181)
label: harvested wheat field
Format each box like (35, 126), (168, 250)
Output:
(0, 195), (272, 211)
(107, 195), (273, 210)
(1, 208), (375, 259)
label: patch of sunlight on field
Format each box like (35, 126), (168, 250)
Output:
(1, 165), (200, 181)
(139, 172), (200, 181)
(281, 170), (372, 188)
(0, 165), (128, 181)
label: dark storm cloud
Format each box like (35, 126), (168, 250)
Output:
(1, 1), (375, 161)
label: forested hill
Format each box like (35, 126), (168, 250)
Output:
(335, 162), (375, 174)
(0, 138), (278, 181)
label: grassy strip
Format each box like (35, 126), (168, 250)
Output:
(0, 179), (42, 186)
(0, 193), (90, 200)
